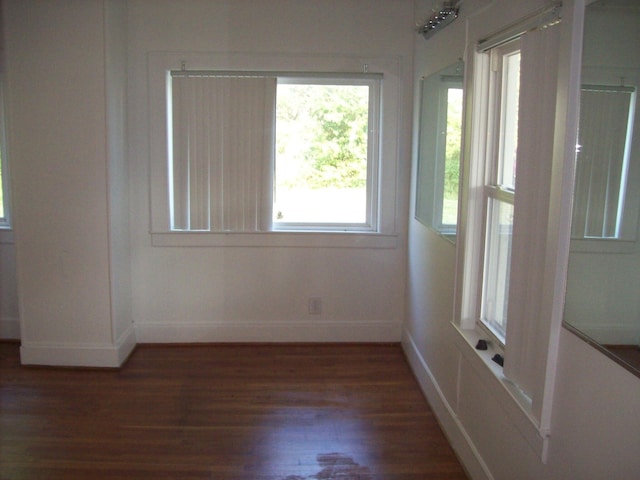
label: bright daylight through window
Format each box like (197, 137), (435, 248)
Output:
(168, 73), (380, 234)
(274, 81), (371, 227)
(415, 60), (463, 238)
(480, 41), (521, 344)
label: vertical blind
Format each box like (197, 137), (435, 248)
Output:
(572, 86), (634, 238)
(169, 75), (276, 232)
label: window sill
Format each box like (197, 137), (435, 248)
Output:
(451, 322), (550, 462)
(0, 228), (14, 245)
(151, 231), (398, 249)
(569, 237), (636, 254)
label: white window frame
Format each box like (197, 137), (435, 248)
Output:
(478, 40), (520, 346)
(148, 52), (400, 248)
(454, 1), (569, 462)
(272, 75), (381, 233)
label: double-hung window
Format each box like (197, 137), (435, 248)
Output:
(457, 3), (565, 458)
(480, 41), (521, 344)
(166, 70), (381, 234)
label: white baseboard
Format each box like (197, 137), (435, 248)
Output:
(401, 328), (493, 480)
(20, 324), (137, 368)
(136, 320), (401, 344)
(0, 316), (20, 340)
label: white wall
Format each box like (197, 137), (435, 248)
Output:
(404, 0), (640, 479)
(3, 0), (134, 366)
(126, 0), (414, 343)
(0, 240), (19, 339)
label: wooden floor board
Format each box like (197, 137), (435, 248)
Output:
(0, 343), (468, 479)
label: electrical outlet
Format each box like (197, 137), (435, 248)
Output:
(308, 297), (322, 315)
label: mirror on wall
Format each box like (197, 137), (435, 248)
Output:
(415, 60), (464, 242)
(563, 0), (640, 376)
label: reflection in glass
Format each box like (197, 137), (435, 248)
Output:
(415, 61), (464, 240)
(563, 0), (640, 377)
(572, 86), (636, 239)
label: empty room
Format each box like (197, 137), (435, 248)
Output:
(0, 1), (639, 479)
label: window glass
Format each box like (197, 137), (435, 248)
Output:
(415, 61), (464, 239)
(274, 82), (370, 225)
(441, 86), (463, 226)
(572, 86), (637, 239)
(481, 198), (513, 340)
(479, 41), (521, 344)
(167, 73), (380, 233)
(498, 50), (520, 191)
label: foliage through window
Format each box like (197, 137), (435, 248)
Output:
(415, 61), (463, 238)
(167, 72), (380, 233)
(274, 79), (374, 227)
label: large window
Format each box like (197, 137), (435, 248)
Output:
(479, 42), (520, 344)
(167, 72), (380, 234)
(457, 4), (565, 453)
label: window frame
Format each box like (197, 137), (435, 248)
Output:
(453, 1), (568, 461)
(148, 52), (401, 248)
(478, 40), (521, 346)
(271, 75), (381, 233)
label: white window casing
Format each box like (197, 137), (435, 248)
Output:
(148, 53), (401, 248)
(454, 1), (573, 462)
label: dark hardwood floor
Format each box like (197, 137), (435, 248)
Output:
(0, 342), (468, 479)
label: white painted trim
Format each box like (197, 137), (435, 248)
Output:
(136, 320), (401, 344)
(402, 328), (493, 480)
(0, 316), (20, 340)
(151, 232), (398, 249)
(148, 51), (401, 240)
(452, 323), (550, 461)
(20, 325), (137, 368)
(115, 323), (137, 365)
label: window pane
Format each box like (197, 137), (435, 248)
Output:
(274, 83), (369, 224)
(442, 87), (463, 225)
(498, 51), (520, 190)
(481, 198), (514, 342)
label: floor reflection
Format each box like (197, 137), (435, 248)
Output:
(282, 453), (372, 480)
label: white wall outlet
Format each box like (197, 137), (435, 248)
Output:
(308, 297), (322, 315)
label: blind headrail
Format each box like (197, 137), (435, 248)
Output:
(477, 1), (562, 52)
